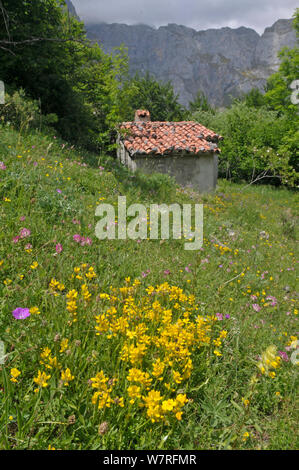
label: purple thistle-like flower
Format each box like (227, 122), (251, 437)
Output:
(13, 307), (30, 320)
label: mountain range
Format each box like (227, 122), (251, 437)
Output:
(66, 1), (297, 107)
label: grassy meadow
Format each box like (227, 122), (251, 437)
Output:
(0, 125), (298, 450)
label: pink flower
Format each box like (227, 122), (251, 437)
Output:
(278, 351), (289, 362)
(20, 216), (26, 222)
(12, 307), (30, 320)
(252, 304), (261, 312)
(216, 313), (223, 320)
(20, 228), (31, 238)
(164, 270), (171, 276)
(0, 161), (6, 170)
(266, 295), (277, 307)
(13, 236), (20, 243)
(25, 243), (32, 250)
(142, 270), (150, 278)
(73, 234), (92, 246)
(56, 243), (63, 254)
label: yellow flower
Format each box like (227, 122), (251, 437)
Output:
(33, 370), (51, 392)
(127, 385), (142, 403)
(10, 368), (21, 383)
(60, 338), (69, 353)
(67, 289), (78, 300)
(30, 306), (40, 315)
(242, 398), (250, 407)
(60, 368), (74, 386)
(30, 261), (39, 270)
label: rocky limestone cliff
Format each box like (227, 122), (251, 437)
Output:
(64, 1), (297, 107)
(85, 19), (296, 107)
(64, 0), (80, 19)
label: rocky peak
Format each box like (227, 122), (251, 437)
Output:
(85, 16), (297, 107)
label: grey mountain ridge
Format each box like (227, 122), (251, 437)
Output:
(65, 1), (297, 106)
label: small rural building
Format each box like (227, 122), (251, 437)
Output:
(117, 110), (221, 192)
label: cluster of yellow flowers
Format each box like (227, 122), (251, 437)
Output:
(49, 278), (65, 296)
(213, 243), (231, 255)
(33, 370), (51, 393)
(91, 280), (216, 423)
(40, 347), (61, 370)
(257, 345), (282, 378)
(90, 370), (124, 409)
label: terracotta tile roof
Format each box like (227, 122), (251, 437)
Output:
(119, 119), (221, 157)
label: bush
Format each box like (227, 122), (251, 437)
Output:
(0, 89), (58, 133)
(192, 102), (298, 186)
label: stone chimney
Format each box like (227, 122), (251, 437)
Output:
(134, 109), (151, 122)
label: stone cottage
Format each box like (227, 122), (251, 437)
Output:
(117, 110), (221, 193)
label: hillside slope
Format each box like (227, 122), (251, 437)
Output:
(0, 124), (298, 449)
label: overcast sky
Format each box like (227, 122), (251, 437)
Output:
(71, 0), (297, 34)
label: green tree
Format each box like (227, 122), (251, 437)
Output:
(263, 8), (299, 171)
(124, 72), (187, 122)
(241, 88), (265, 108)
(189, 90), (214, 113)
(0, 0), (131, 150)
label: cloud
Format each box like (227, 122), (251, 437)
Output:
(72, 0), (298, 34)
